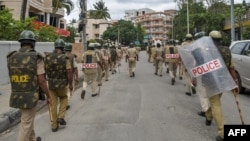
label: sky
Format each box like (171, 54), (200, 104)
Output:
(65, 0), (244, 23)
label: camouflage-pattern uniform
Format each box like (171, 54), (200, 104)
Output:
(109, 45), (117, 74)
(7, 30), (50, 141)
(45, 39), (72, 131)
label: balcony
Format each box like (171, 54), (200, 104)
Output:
(29, 0), (45, 12)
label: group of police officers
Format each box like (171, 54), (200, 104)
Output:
(7, 29), (239, 141)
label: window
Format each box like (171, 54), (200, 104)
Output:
(94, 24), (99, 29)
(0, 5), (5, 10)
(95, 34), (99, 38)
(230, 42), (248, 55)
(142, 11), (145, 15)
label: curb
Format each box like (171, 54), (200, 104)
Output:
(0, 77), (83, 134)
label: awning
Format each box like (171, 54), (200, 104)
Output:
(32, 20), (70, 37)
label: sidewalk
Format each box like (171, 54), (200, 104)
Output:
(0, 64), (83, 133)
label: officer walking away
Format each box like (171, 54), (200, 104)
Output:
(109, 44), (118, 74)
(102, 43), (111, 81)
(126, 43), (138, 77)
(181, 34), (196, 95)
(81, 43), (102, 98)
(7, 30), (51, 141)
(44, 38), (73, 132)
(154, 43), (165, 77)
(205, 31), (239, 141)
(192, 32), (210, 117)
(164, 39), (179, 85)
(64, 42), (79, 110)
(95, 43), (105, 86)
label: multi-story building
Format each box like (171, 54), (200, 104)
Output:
(0, 0), (68, 35)
(131, 9), (177, 42)
(124, 8), (155, 22)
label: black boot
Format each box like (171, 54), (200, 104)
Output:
(216, 136), (224, 141)
(81, 90), (85, 100)
(36, 137), (42, 141)
(58, 118), (67, 125)
(197, 111), (205, 117)
(171, 78), (175, 85)
(92, 93), (98, 97)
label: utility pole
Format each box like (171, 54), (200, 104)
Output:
(230, 0), (235, 41)
(80, 0), (87, 51)
(187, 0), (189, 34)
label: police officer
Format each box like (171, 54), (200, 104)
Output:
(7, 30), (51, 141)
(102, 43), (111, 81)
(150, 44), (156, 65)
(181, 34), (196, 95)
(205, 31), (239, 141)
(109, 44), (117, 74)
(44, 38), (73, 132)
(192, 32), (210, 117)
(95, 43), (104, 86)
(164, 39), (179, 85)
(147, 44), (152, 62)
(64, 42), (78, 110)
(126, 43), (138, 77)
(81, 43), (102, 98)
(154, 42), (164, 77)
(116, 45), (123, 67)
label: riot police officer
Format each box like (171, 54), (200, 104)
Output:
(81, 43), (102, 98)
(102, 43), (111, 81)
(7, 30), (51, 141)
(64, 42), (78, 110)
(44, 38), (73, 132)
(181, 34), (196, 95)
(205, 31), (239, 141)
(95, 43), (104, 86)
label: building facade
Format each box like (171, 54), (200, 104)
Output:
(130, 9), (177, 42)
(0, 0), (66, 29)
(124, 8), (155, 22)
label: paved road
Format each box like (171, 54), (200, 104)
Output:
(0, 51), (250, 141)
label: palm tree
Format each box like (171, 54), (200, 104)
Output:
(89, 0), (111, 20)
(52, 0), (74, 26)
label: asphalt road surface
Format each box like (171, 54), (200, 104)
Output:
(1, 51), (250, 141)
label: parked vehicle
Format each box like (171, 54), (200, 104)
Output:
(229, 40), (250, 93)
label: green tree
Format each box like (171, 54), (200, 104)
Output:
(64, 25), (76, 43)
(235, 0), (248, 40)
(102, 20), (139, 45)
(89, 0), (111, 20)
(243, 25), (250, 39)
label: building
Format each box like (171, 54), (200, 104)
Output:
(130, 9), (177, 43)
(124, 8), (155, 22)
(0, 0), (68, 35)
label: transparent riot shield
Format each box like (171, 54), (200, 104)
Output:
(178, 36), (237, 97)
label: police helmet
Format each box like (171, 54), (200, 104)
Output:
(168, 39), (176, 45)
(54, 38), (65, 48)
(129, 43), (134, 48)
(95, 43), (101, 49)
(18, 30), (36, 47)
(209, 31), (222, 39)
(194, 31), (206, 40)
(185, 33), (193, 40)
(64, 42), (72, 51)
(88, 43), (96, 48)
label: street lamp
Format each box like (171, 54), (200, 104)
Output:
(230, 0), (235, 41)
(187, 0), (189, 34)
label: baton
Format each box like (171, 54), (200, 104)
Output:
(48, 104), (53, 122)
(233, 91), (245, 125)
(97, 85), (101, 96)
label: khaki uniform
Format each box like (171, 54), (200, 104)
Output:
(181, 41), (194, 92)
(82, 50), (100, 94)
(154, 47), (164, 76)
(7, 48), (45, 141)
(147, 46), (152, 62)
(205, 44), (234, 139)
(102, 48), (111, 81)
(127, 47), (138, 77)
(150, 47), (156, 64)
(164, 45), (179, 84)
(65, 52), (78, 103)
(45, 49), (71, 130)
(116, 48), (123, 66)
(95, 49), (104, 85)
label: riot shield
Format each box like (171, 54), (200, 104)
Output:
(178, 36), (237, 97)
